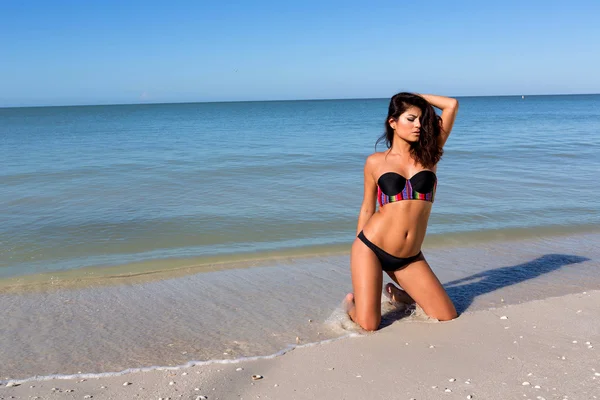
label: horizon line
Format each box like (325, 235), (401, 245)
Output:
(1, 92), (599, 110)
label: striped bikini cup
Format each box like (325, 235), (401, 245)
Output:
(377, 170), (437, 206)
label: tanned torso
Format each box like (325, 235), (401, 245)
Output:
(361, 151), (435, 258)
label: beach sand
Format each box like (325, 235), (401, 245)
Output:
(2, 290), (598, 399)
(2, 232), (600, 381)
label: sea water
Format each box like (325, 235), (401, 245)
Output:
(1, 95), (599, 380)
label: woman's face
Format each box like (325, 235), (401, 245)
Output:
(389, 106), (422, 143)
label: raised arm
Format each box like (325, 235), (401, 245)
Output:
(419, 94), (459, 148)
(356, 155), (378, 235)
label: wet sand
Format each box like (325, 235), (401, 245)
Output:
(1, 232), (600, 381)
(2, 290), (599, 399)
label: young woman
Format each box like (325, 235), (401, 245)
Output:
(345, 92), (459, 331)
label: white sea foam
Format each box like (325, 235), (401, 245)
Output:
(0, 333), (362, 386)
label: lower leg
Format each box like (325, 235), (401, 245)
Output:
(384, 272), (415, 304)
(384, 282), (415, 304)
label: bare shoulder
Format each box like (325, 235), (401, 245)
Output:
(364, 151), (387, 181)
(365, 151), (387, 168)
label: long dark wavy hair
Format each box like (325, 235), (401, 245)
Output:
(376, 92), (443, 168)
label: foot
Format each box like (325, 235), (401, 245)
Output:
(384, 283), (414, 305)
(343, 293), (355, 313)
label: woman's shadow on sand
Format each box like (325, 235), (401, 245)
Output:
(380, 253), (590, 327)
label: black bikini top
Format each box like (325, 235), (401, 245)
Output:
(377, 170), (437, 206)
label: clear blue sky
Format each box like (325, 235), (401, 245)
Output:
(2, 0), (599, 107)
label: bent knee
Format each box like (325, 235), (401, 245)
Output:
(360, 321), (380, 331)
(436, 311), (458, 321)
(431, 308), (458, 321)
(355, 314), (380, 331)
(426, 303), (458, 322)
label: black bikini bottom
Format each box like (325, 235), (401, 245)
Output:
(357, 231), (423, 272)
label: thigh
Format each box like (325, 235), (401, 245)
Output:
(351, 238), (383, 322)
(390, 255), (457, 321)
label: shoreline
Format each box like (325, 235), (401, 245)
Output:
(2, 290), (598, 399)
(2, 223), (599, 294)
(2, 230), (599, 382)
(0, 333), (361, 386)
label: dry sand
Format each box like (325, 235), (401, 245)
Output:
(2, 290), (599, 400)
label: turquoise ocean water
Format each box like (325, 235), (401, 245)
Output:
(2, 95), (600, 381)
(2, 95), (599, 280)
